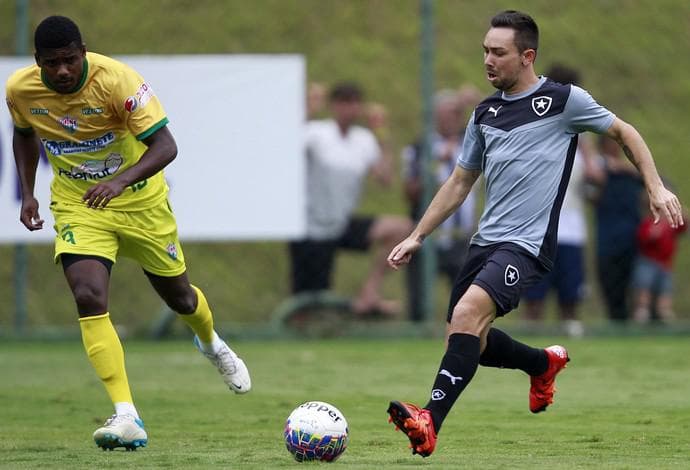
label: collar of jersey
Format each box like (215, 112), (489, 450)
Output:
(501, 75), (546, 101)
(41, 57), (89, 94)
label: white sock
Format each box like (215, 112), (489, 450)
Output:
(115, 402), (140, 419)
(199, 331), (226, 354)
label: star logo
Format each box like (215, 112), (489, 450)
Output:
(431, 389), (446, 401)
(504, 264), (520, 286)
(531, 96), (552, 116)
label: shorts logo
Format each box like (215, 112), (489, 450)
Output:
(57, 115), (78, 133)
(531, 96), (552, 117)
(431, 389), (446, 401)
(167, 242), (178, 260)
(60, 224), (76, 245)
(124, 96), (138, 112)
(504, 264), (520, 286)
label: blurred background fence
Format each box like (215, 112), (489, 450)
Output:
(0, 0), (688, 339)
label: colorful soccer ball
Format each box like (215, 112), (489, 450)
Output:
(284, 401), (349, 462)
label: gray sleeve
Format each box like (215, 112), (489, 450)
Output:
(564, 85), (616, 134)
(456, 112), (484, 170)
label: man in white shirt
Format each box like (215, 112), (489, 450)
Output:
(289, 82), (412, 316)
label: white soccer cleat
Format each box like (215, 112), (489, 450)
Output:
(194, 335), (251, 394)
(93, 414), (147, 451)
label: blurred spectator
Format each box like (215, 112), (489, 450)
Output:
(307, 81), (327, 119)
(366, 101), (394, 177)
(401, 87), (480, 321)
(521, 64), (595, 337)
(591, 135), (644, 323)
(632, 189), (688, 324)
(289, 82), (412, 317)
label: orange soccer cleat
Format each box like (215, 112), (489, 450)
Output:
(387, 401), (438, 457)
(529, 345), (570, 413)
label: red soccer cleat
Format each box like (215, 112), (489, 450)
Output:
(387, 401), (437, 457)
(530, 345), (570, 413)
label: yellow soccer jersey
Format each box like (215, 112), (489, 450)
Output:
(5, 52), (169, 210)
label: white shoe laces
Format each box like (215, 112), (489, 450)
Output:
(207, 346), (238, 376)
(102, 414), (134, 427)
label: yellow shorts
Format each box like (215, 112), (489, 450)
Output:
(51, 199), (187, 277)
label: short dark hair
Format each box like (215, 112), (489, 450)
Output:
(546, 63), (581, 86)
(34, 16), (82, 54)
(329, 82), (364, 102)
(490, 10), (539, 53)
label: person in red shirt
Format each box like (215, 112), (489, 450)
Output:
(633, 197), (688, 323)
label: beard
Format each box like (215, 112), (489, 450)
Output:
(489, 75), (519, 92)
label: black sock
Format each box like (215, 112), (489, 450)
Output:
(479, 328), (547, 376)
(424, 333), (480, 433)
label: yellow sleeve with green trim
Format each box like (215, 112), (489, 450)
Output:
(111, 64), (169, 141)
(5, 76), (32, 131)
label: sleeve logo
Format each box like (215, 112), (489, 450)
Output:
(135, 82), (155, 108)
(124, 96), (138, 112)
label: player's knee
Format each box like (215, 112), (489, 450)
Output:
(167, 290), (197, 314)
(449, 302), (490, 335)
(72, 284), (107, 314)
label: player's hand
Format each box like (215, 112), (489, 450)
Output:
(387, 236), (422, 270)
(19, 197), (44, 231)
(649, 186), (684, 228)
(83, 181), (126, 209)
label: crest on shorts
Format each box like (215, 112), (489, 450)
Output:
(531, 96), (552, 116)
(504, 264), (520, 286)
(167, 242), (178, 260)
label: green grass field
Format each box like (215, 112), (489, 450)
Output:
(2, 337), (689, 469)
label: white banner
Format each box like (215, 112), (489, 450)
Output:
(0, 55), (306, 243)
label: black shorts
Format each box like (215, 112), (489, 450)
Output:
(446, 242), (548, 321)
(289, 216), (374, 293)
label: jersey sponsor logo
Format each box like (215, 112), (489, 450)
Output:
(531, 96), (552, 116)
(431, 389), (446, 401)
(57, 153), (123, 180)
(124, 96), (138, 112)
(43, 131), (116, 156)
(488, 105), (502, 117)
(135, 82), (155, 108)
(504, 264), (520, 286)
(30, 107), (49, 115)
(57, 115), (78, 134)
(81, 107), (104, 115)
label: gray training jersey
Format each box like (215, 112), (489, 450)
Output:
(458, 76), (615, 268)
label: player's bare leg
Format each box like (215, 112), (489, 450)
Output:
(389, 286), (494, 457)
(63, 255), (147, 450)
(145, 271), (251, 393)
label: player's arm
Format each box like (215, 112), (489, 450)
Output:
(12, 128), (45, 231)
(82, 126), (177, 208)
(605, 117), (684, 228)
(388, 165), (480, 269)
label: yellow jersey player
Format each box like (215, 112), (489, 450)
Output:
(6, 15), (251, 451)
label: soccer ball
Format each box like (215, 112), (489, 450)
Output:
(284, 401), (349, 462)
